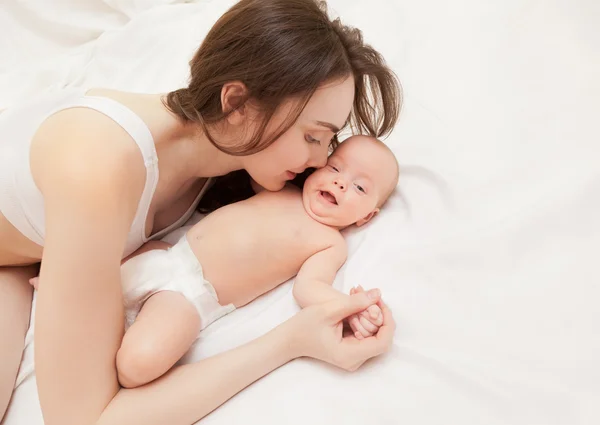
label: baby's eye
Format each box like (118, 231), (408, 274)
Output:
(329, 165), (339, 172)
(355, 184), (366, 193)
(305, 134), (321, 145)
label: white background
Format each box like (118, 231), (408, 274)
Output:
(1, 0), (599, 424)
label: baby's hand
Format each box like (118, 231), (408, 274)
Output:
(347, 286), (384, 339)
(29, 276), (40, 290)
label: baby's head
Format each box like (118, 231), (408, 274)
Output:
(302, 135), (399, 229)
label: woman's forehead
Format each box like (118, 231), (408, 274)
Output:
(301, 77), (354, 128)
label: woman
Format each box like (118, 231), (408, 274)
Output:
(0, 0), (401, 424)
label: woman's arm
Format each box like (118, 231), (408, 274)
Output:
(32, 108), (147, 425)
(100, 321), (294, 425)
(31, 109), (395, 425)
(99, 292), (393, 425)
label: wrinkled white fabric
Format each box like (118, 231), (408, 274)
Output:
(2, 1), (599, 424)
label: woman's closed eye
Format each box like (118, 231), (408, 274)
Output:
(305, 134), (321, 145)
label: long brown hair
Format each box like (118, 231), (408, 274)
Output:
(164, 0), (402, 211)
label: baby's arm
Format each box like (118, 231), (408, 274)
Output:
(116, 290), (201, 388)
(293, 243), (384, 339)
(293, 242), (348, 308)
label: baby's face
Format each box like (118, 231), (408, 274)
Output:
(302, 136), (397, 228)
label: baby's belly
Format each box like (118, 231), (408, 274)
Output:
(188, 232), (304, 307)
(208, 264), (291, 307)
(198, 243), (300, 307)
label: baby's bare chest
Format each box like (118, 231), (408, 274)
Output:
(190, 194), (337, 272)
(188, 195), (340, 305)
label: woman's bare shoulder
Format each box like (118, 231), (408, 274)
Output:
(30, 107), (147, 205)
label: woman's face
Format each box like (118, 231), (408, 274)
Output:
(242, 76), (355, 192)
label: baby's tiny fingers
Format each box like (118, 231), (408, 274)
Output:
(348, 314), (361, 332)
(350, 314), (371, 338)
(360, 309), (380, 324)
(366, 305), (384, 326)
(358, 314), (379, 334)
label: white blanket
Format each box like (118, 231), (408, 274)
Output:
(2, 0), (599, 424)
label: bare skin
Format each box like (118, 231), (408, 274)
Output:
(109, 136), (399, 388)
(0, 88), (211, 266)
(0, 88), (211, 420)
(0, 76), (393, 425)
(0, 265), (37, 420)
(192, 136), (398, 307)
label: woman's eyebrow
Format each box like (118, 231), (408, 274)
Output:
(314, 120), (340, 133)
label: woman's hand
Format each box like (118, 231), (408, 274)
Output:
(96, 291), (393, 425)
(347, 285), (384, 339)
(287, 289), (395, 371)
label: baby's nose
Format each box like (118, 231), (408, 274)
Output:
(334, 179), (346, 190)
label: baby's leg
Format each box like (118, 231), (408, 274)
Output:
(116, 290), (201, 388)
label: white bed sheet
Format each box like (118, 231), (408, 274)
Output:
(2, 0), (599, 424)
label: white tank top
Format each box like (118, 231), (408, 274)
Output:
(0, 88), (211, 258)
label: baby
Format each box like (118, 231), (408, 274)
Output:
(37, 135), (399, 388)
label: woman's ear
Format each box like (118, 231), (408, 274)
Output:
(220, 81), (248, 126)
(355, 209), (379, 227)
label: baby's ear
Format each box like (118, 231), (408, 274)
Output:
(355, 208), (379, 227)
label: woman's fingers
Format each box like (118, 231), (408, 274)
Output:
(327, 289), (381, 322)
(372, 300), (396, 352)
(308, 290), (393, 371)
(378, 299), (395, 332)
(342, 300), (396, 363)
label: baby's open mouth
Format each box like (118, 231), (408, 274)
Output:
(320, 190), (337, 205)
